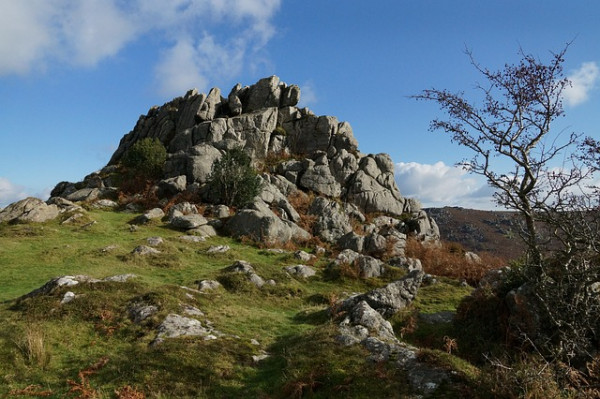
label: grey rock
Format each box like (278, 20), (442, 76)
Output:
(212, 204), (231, 218)
(129, 303), (158, 323)
(308, 197), (352, 243)
(338, 232), (365, 253)
(102, 274), (137, 282)
(134, 208), (165, 224)
(206, 245), (230, 254)
(223, 260), (265, 288)
(170, 214), (208, 230)
(158, 175), (187, 197)
(299, 158), (342, 197)
(179, 235), (206, 243)
(197, 87), (222, 121)
(185, 144), (222, 184)
(167, 202), (198, 219)
(189, 224), (218, 237)
(91, 199), (119, 209)
(340, 270), (424, 317)
(0, 197), (60, 224)
(346, 154), (406, 216)
(196, 279), (222, 292)
(419, 311), (455, 324)
(155, 314), (214, 339)
(284, 265), (316, 278)
(280, 84), (300, 107)
(182, 305), (204, 317)
(294, 250), (315, 262)
(61, 291), (76, 304)
(333, 249), (385, 278)
(224, 260), (255, 274)
(226, 200), (310, 244)
(147, 236), (164, 246)
(245, 76), (281, 112)
(66, 188), (102, 202)
(338, 301), (397, 345)
(132, 245), (161, 255)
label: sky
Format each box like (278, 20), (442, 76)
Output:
(1, 0), (599, 210)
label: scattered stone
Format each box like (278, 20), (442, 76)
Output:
(129, 303), (159, 323)
(196, 280), (222, 292)
(182, 305), (204, 317)
(333, 249), (386, 278)
(250, 339), (260, 346)
(102, 274), (137, 283)
(223, 260), (266, 288)
(189, 224), (218, 237)
(20, 274), (136, 300)
(129, 224), (138, 232)
(179, 235), (206, 243)
(206, 245), (230, 254)
(147, 236), (164, 246)
(284, 265), (316, 278)
(252, 352), (270, 363)
(294, 250), (316, 262)
(91, 199), (119, 209)
(61, 291), (76, 304)
(155, 314), (215, 339)
(132, 245), (161, 255)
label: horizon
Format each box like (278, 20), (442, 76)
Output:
(1, 1), (599, 210)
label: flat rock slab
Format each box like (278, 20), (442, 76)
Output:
(132, 245), (161, 255)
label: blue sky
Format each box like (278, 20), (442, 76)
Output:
(1, 0), (599, 209)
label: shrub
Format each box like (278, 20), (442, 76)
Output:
(206, 148), (262, 208)
(122, 138), (167, 178)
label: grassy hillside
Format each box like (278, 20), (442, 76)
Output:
(0, 209), (488, 398)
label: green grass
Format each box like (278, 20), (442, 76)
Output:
(0, 209), (482, 397)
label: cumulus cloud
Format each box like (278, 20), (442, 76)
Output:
(395, 161), (496, 210)
(0, 177), (30, 208)
(0, 0), (282, 95)
(563, 62), (599, 106)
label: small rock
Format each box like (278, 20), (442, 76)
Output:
(252, 352), (270, 363)
(129, 303), (158, 323)
(61, 291), (76, 304)
(196, 280), (222, 292)
(103, 274), (137, 283)
(100, 244), (119, 253)
(147, 236), (164, 246)
(179, 235), (206, 243)
(132, 245), (161, 255)
(294, 250), (316, 262)
(171, 214), (208, 230)
(91, 199), (119, 209)
(206, 245), (230, 254)
(182, 305), (204, 317)
(284, 264), (316, 278)
(250, 339), (260, 346)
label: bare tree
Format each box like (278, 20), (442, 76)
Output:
(414, 44), (600, 363)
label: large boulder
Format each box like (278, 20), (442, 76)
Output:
(225, 200), (310, 244)
(346, 154), (407, 216)
(308, 197), (352, 243)
(0, 197), (59, 223)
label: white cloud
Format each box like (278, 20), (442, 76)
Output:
(395, 161), (496, 210)
(298, 81), (318, 107)
(0, 177), (30, 208)
(564, 61), (599, 106)
(0, 0), (282, 94)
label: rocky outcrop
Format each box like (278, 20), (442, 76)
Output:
(45, 75), (440, 248)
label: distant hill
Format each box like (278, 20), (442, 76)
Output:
(426, 207), (524, 261)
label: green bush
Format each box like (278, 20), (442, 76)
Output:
(122, 137), (167, 178)
(206, 148), (262, 207)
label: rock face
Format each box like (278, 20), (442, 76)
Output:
(46, 76), (440, 247)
